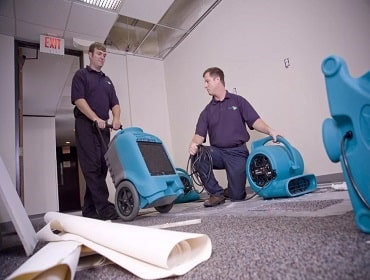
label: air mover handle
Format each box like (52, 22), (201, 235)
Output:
(251, 136), (300, 171)
(93, 120), (122, 130)
(93, 121), (122, 152)
(105, 123), (123, 130)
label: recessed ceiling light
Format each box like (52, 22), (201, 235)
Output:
(79, 0), (122, 11)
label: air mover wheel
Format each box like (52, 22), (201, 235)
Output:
(155, 203), (174, 213)
(115, 181), (140, 221)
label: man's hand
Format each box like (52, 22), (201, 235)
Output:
(189, 134), (204, 155)
(95, 118), (106, 129)
(112, 119), (121, 130)
(252, 118), (283, 143)
(269, 128), (282, 143)
(189, 142), (199, 155)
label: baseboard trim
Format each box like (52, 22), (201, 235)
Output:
(316, 173), (344, 184)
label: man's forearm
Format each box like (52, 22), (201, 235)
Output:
(252, 118), (281, 142)
(252, 118), (272, 135)
(192, 134), (205, 145)
(112, 104), (121, 122)
(74, 98), (99, 121)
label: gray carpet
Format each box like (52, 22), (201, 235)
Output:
(1, 209), (370, 280)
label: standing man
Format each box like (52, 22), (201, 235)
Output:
(71, 42), (121, 220)
(189, 67), (281, 207)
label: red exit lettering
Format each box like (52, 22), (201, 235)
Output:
(44, 36), (61, 50)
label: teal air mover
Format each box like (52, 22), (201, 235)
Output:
(247, 136), (317, 198)
(104, 127), (184, 221)
(321, 55), (370, 233)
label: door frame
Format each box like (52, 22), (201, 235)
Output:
(14, 40), (83, 201)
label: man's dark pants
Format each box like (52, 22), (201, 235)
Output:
(75, 117), (111, 213)
(194, 145), (249, 200)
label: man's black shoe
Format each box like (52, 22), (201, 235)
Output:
(82, 206), (101, 219)
(98, 205), (119, 220)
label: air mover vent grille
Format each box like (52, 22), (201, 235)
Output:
(288, 177), (311, 195)
(249, 154), (276, 187)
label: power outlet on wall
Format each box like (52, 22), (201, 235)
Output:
(284, 57), (291, 69)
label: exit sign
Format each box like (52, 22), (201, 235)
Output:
(40, 35), (64, 55)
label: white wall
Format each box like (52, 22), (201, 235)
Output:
(125, 55), (173, 153)
(164, 0), (370, 184)
(23, 116), (59, 215)
(0, 34), (16, 222)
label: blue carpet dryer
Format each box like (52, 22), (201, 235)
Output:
(321, 55), (370, 233)
(247, 136), (317, 198)
(105, 127), (184, 221)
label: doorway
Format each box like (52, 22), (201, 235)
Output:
(15, 40), (84, 213)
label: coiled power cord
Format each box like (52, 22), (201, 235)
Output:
(186, 145), (212, 194)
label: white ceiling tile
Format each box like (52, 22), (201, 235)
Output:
(64, 30), (106, 47)
(16, 21), (64, 43)
(67, 2), (118, 40)
(15, 0), (71, 30)
(119, 0), (174, 24)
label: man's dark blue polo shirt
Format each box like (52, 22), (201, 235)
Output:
(195, 91), (260, 148)
(71, 66), (119, 120)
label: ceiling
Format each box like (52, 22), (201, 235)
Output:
(0, 0), (222, 146)
(0, 0), (222, 59)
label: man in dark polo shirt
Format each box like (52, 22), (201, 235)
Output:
(71, 42), (121, 220)
(189, 67), (281, 207)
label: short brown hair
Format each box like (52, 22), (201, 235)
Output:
(88, 42), (106, 53)
(203, 67), (225, 86)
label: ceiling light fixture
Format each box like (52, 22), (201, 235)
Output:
(79, 0), (122, 11)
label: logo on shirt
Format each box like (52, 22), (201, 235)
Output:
(228, 106), (238, 111)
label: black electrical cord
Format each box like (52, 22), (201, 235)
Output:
(186, 145), (213, 194)
(341, 131), (370, 209)
(245, 184), (272, 201)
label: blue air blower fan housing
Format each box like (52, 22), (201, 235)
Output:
(321, 55), (370, 233)
(247, 136), (317, 198)
(105, 127), (184, 221)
